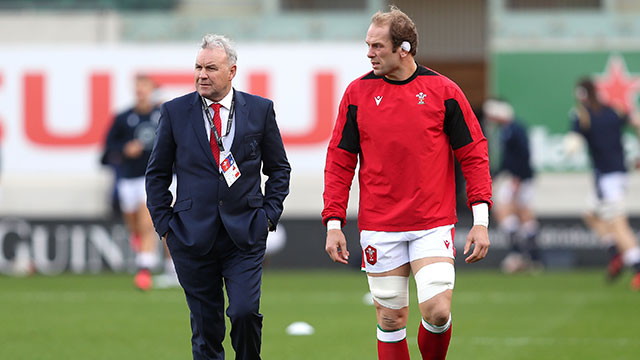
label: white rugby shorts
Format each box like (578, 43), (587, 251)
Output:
(594, 172), (627, 203)
(117, 175), (177, 213)
(360, 224), (455, 274)
(494, 174), (534, 207)
(117, 176), (147, 213)
(587, 171), (627, 217)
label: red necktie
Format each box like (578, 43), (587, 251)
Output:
(209, 103), (222, 166)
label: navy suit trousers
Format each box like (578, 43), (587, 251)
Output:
(166, 225), (265, 360)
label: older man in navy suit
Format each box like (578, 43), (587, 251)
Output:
(145, 34), (290, 360)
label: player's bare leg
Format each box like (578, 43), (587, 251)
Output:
(495, 202), (526, 273)
(133, 204), (158, 291)
(583, 211), (616, 261)
(583, 211), (622, 281)
(517, 207), (542, 270)
(153, 175), (180, 288)
(137, 204), (156, 254)
(154, 239), (180, 289)
(368, 263), (411, 360)
(608, 216), (640, 290)
(583, 211), (612, 240)
(609, 216), (638, 253)
(121, 210), (141, 251)
(412, 257), (454, 360)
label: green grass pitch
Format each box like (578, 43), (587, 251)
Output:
(0, 269), (638, 359)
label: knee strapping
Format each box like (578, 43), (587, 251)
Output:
(414, 262), (455, 304)
(367, 275), (409, 310)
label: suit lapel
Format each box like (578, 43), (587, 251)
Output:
(189, 92), (218, 169)
(230, 90), (248, 156)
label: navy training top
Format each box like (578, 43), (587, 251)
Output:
(570, 105), (627, 175)
(499, 119), (534, 180)
(103, 106), (161, 178)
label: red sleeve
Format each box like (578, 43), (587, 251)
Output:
(443, 85), (493, 209)
(321, 86), (359, 226)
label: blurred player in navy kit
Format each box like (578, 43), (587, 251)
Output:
(484, 99), (542, 273)
(566, 77), (640, 290)
(322, 6), (492, 360)
(103, 74), (177, 290)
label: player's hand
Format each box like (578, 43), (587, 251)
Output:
(123, 140), (144, 158)
(464, 225), (490, 263)
(325, 229), (350, 264)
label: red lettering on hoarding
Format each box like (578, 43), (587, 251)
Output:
(0, 73), (4, 141)
(285, 72), (335, 145)
(18, 67), (336, 148)
(24, 72), (111, 146)
(147, 72), (192, 87)
(151, 71), (270, 96)
(249, 72), (269, 98)
(150, 70), (336, 146)
(250, 72), (335, 146)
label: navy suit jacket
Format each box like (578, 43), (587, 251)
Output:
(145, 90), (291, 255)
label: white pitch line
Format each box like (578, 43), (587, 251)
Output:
(454, 336), (634, 346)
(0, 291), (183, 304)
(453, 291), (638, 305)
(405, 336), (634, 347)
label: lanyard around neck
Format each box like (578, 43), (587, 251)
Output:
(201, 92), (235, 152)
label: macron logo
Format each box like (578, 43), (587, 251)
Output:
(374, 96), (383, 106)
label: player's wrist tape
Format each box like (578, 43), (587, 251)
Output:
(327, 219), (341, 231)
(472, 203), (489, 227)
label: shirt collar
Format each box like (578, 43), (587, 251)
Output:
(203, 88), (234, 110)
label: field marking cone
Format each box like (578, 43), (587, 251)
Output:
(286, 321), (315, 336)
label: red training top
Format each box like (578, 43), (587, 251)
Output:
(322, 65), (492, 231)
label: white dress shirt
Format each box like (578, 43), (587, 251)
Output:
(202, 88), (236, 170)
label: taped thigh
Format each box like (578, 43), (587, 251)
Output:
(597, 199), (625, 220)
(366, 275), (409, 310)
(414, 262), (455, 304)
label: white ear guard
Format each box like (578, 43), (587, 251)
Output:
(401, 41), (411, 52)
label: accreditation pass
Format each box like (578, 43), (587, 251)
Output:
(220, 152), (241, 187)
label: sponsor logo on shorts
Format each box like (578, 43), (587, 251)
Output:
(365, 245), (377, 265)
(444, 239), (450, 249)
